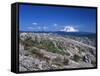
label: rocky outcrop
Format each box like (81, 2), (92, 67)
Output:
(19, 32), (96, 71)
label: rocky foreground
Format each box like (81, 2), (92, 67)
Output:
(19, 32), (96, 71)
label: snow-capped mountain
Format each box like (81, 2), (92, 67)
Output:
(60, 26), (79, 32)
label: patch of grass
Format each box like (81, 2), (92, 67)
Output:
(73, 54), (81, 62)
(37, 40), (63, 54)
(29, 47), (43, 57)
(91, 59), (96, 66)
(23, 36), (33, 48)
(63, 58), (69, 65)
(65, 51), (70, 56)
(20, 35), (66, 55)
(22, 36), (40, 50)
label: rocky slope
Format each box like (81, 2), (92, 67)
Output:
(19, 32), (96, 71)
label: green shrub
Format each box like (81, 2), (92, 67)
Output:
(63, 58), (69, 65)
(30, 48), (38, 53)
(23, 37), (33, 46)
(29, 47), (43, 56)
(91, 60), (96, 66)
(65, 51), (70, 56)
(73, 54), (81, 62)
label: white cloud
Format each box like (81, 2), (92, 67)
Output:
(27, 27), (35, 30)
(60, 26), (79, 32)
(27, 26), (41, 30)
(37, 26), (41, 29)
(54, 23), (57, 26)
(43, 26), (48, 30)
(32, 22), (37, 25)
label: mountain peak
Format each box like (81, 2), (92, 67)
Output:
(60, 26), (79, 32)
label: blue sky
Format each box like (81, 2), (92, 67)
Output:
(19, 4), (96, 33)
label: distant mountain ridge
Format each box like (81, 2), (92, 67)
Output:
(20, 31), (96, 37)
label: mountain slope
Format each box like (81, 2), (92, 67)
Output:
(19, 32), (96, 71)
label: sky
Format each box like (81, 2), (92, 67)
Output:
(19, 4), (96, 33)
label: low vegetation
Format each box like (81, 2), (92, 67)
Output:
(19, 32), (96, 71)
